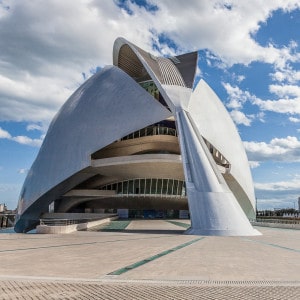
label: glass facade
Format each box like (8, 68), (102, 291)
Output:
(128, 209), (180, 219)
(121, 125), (177, 141)
(100, 178), (186, 197)
(119, 79), (176, 142)
(139, 80), (169, 108)
(139, 80), (159, 99)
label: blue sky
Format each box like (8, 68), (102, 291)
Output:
(0, 0), (299, 210)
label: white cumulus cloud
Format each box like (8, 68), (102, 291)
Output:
(0, 0), (300, 125)
(230, 110), (253, 126)
(244, 136), (300, 162)
(0, 127), (11, 139)
(0, 126), (43, 147)
(254, 97), (300, 114)
(269, 84), (300, 98)
(223, 82), (300, 117)
(255, 178), (300, 191)
(17, 168), (28, 174)
(289, 117), (300, 123)
(222, 82), (257, 109)
(271, 67), (300, 84)
(249, 161), (260, 169)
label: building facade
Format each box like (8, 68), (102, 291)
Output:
(15, 38), (260, 235)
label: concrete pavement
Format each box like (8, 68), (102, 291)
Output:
(0, 219), (300, 299)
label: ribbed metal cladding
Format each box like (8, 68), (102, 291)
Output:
(157, 57), (186, 87)
(118, 44), (146, 79)
(117, 42), (186, 87)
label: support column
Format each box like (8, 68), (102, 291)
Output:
(176, 109), (260, 236)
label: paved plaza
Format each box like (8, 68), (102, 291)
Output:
(0, 220), (300, 299)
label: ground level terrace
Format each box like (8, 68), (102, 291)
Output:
(0, 220), (300, 299)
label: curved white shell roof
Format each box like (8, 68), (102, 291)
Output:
(15, 65), (171, 232)
(187, 79), (256, 217)
(15, 37), (258, 235)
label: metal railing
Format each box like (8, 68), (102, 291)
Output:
(255, 218), (300, 225)
(40, 218), (93, 226)
(100, 178), (186, 197)
(121, 126), (177, 141)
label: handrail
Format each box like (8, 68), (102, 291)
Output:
(40, 218), (98, 226)
(116, 193), (187, 198)
(255, 218), (300, 225)
(121, 126), (177, 141)
(100, 178), (186, 196)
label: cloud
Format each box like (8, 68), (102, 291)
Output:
(0, 0), (160, 122)
(256, 112), (265, 123)
(0, 0), (10, 18)
(155, 1), (300, 65)
(253, 97), (300, 114)
(0, 126), (43, 147)
(269, 84), (300, 97)
(223, 82), (300, 116)
(11, 135), (43, 147)
(236, 75), (245, 83)
(26, 123), (46, 132)
(271, 66), (300, 84)
(230, 110), (253, 126)
(254, 174), (300, 209)
(222, 83), (265, 126)
(256, 196), (298, 210)
(255, 178), (300, 191)
(222, 82), (258, 109)
(0, 183), (19, 192)
(249, 161), (260, 169)
(289, 116), (300, 123)
(17, 168), (28, 174)
(0, 1), (300, 125)
(0, 127), (11, 139)
(0, 182), (22, 209)
(244, 136), (300, 162)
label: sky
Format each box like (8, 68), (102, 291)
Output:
(0, 0), (299, 211)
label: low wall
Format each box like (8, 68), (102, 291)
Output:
(36, 216), (118, 234)
(41, 213), (113, 220)
(252, 221), (300, 230)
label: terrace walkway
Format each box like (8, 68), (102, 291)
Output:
(0, 219), (300, 299)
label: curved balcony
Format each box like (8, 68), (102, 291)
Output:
(121, 125), (177, 141)
(58, 178), (187, 213)
(92, 132), (180, 159)
(100, 178), (186, 197)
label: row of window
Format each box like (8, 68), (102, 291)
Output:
(140, 80), (159, 99)
(100, 178), (186, 196)
(121, 125), (177, 141)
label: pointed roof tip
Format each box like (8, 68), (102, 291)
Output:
(198, 78), (207, 85)
(194, 78), (222, 101)
(114, 36), (128, 45)
(197, 78), (212, 90)
(113, 37), (199, 89)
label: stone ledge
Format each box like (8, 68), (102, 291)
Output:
(252, 221), (300, 230)
(36, 216), (118, 234)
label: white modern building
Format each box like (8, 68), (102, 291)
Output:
(15, 38), (260, 236)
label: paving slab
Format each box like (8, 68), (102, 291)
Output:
(0, 220), (299, 299)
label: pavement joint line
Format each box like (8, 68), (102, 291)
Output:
(100, 279), (300, 286)
(93, 220), (132, 232)
(243, 238), (300, 253)
(254, 225), (300, 232)
(0, 234), (178, 253)
(166, 220), (190, 228)
(0, 235), (70, 241)
(108, 237), (205, 276)
(1, 283), (300, 300)
(1, 276), (300, 287)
